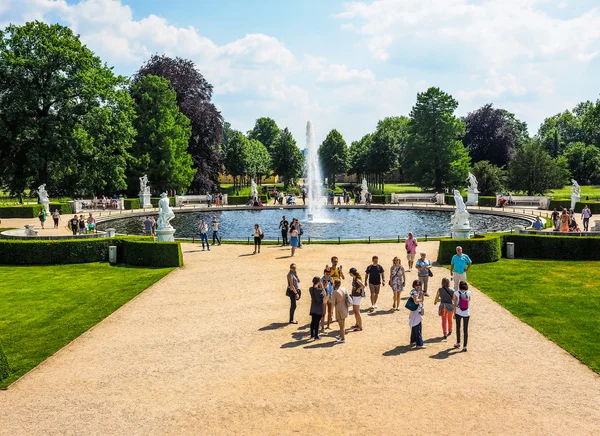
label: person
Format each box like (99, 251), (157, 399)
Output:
(389, 256), (406, 310)
(295, 219), (303, 248)
(330, 256), (345, 281)
(365, 255), (385, 312)
(349, 268), (365, 331)
(415, 252), (432, 296)
(531, 217), (543, 231)
(332, 279), (349, 344)
(551, 208), (560, 231)
(289, 225), (299, 257)
(278, 191), (284, 205)
(450, 246), (472, 286)
(434, 278), (455, 339)
(581, 205), (592, 231)
(253, 223), (263, 254)
(321, 267), (335, 331)
(559, 208), (570, 232)
(69, 214), (79, 236)
(409, 280), (426, 349)
(404, 232), (418, 271)
(279, 215), (289, 246)
(87, 213), (96, 233)
(211, 216), (221, 245)
(78, 214), (86, 234)
(198, 220), (210, 251)
(301, 188), (306, 205)
(336, 192), (342, 205)
(569, 216), (579, 232)
(273, 189), (278, 205)
(143, 216), (153, 236)
(309, 277), (325, 340)
(37, 208), (47, 229)
(206, 193), (212, 207)
(286, 263), (300, 324)
(453, 281), (471, 352)
(52, 209), (60, 229)
(150, 216), (157, 240)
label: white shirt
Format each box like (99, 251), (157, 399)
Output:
(211, 221), (219, 231)
(454, 290), (472, 317)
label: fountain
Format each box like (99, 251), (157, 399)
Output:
(306, 121), (329, 222)
(360, 178), (369, 204)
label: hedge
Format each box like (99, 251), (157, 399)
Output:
(503, 234), (600, 260)
(0, 238), (183, 267)
(478, 196), (497, 207)
(0, 205), (39, 218)
(123, 198), (141, 210)
(547, 200), (600, 214)
(227, 195), (268, 205)
(48, 201), (72, 215)
(437, 234), (502, 264)
(150, 196), (175, 207)
(0, 342), (9, 382)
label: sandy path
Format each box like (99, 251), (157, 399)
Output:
(1, 242), (599, 435)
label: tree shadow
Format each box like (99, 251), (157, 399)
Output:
(429, 348), (460, 360)
(382, 344), (414, 356)
(258, 322), (289, 331)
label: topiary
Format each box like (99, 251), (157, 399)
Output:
(437, 234), (502, 264)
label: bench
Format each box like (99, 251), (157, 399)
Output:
(496, 195), (550, 209)
(391, 193), (445, 205)
(176, 195), (228, 206)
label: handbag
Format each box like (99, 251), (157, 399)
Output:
(260, 232), (264, 240)
(286, 287), (301, 299)
(405, 296), (419, 311)
(428, 269), (433, 277)
(345, 290), (353, 307)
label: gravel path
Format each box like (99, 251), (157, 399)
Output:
(1, 242), (599, 435)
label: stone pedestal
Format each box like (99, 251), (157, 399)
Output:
(466, 191), (479, 206)
(571, 195), (580, 211)
(451, 227), (471, 239)
(514, 225), (526, 234)
(41, 200), (50, 214)
(156, 227), (175, 242)
(139, 193), (151, 208)
(435, 193), (445, 205)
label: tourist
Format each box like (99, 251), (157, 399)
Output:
(278, 191), (284, 205)
(301, 188), (306, 205)
(551, 208), (560, 231)
(450, 246), (472, 285)
(581, 205), (592, 231)
(332, 279), (349, 344)
(198, 219), (210, 251)
(321, 267), (335, 331)
(389, 256), (406, 310)
(286, 263), (300, 324)
(279, 215), (289, 246)
(273, 189), (278, 204)
(87, 213), (96, 233)
(69, 215), (79, 235)
(415, 252), (432, 296)
(309, 276), (325, 339)
(434, 278), (455, 339)
(150, 216), (157, 240)
(289, 224), (299, 257)
(453, 281), (471, 352)
(252, 223), (263, 254)
(330, 256), (345, 281)
(37, 208), (47, 229)
(292, 218), (303, 248)
(531, 217), (543, 231)
(408, 280), (426, 349)
(569, 216), (579, 232)
(143, 216), (153, 236)
(349, 267), (365, 331)
(52, 209), (60, 229)
(337, 192), (342, 205)
(211, 216), (221, 245)
(559, 208), (570, 232)
(404, 232), (418, 272)
(206, 192), (212, 207)
(365, 255), (385, 311)
(344, 191), (350, 205)
(78, 214), (86, 234)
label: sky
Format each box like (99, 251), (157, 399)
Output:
(2, 0), (600, 146)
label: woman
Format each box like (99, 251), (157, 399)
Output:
(560, 208), (570, 232)
(389, 257), (406, 310)
(415, 252), (432, 296)
(286, 263), (300, 324)
(349, 268), (365, 331)
(332, 279), (349, 344)
(309, 277), (325, 340)
(253, 223), (263, 254)
(52, 209), (60, 229)
(37, 208), (47, 229)
(289, 224), (299, 257)
(321, 267), (334, 331)
(434, 277), (455, 339)
(409, 280), (426, 349)
(453, 281), (471, 352)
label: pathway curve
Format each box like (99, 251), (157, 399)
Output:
(1, 242), (599, 435)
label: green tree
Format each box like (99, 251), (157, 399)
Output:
(369, 116), (410, 188)
(222, 131), (249, 193)
(318, 129), (348, 186)
(248, 117), (280, 156)
(246, 139), (271, 183)
(129, 75), (195, 194)
(348, 134), (371, 182)
(272, 128), (303, 188)
(405, 87), (470, 191)
(507, 140), (569, 195)
(537, 109), (586, 157)
(0, 21), (132, 195)
(472, 160), (506, 196)
(562, 142), (600, 184)
(581, 99), (600, 148)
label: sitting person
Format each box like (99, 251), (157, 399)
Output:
(531, 217), (543, 231)
(569, 218), (579, 232)
(498, 197), (506, 208)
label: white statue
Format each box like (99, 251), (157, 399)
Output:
(466, 172), (479, 193)
(139, 174), (150, 194)
(360, 178), (369, 204)
(251, 179), (258, 200)
(157, 193), (175, 229)
(451, 189), (471, 228)
(571, 179), (581, 197)
(37, 184), (49, 203)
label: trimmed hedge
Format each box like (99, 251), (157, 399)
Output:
(150, 196), (175, 207)
(478, 196), (497, 207)
(123, 198), (141, 210)
(228, 195), (268, 205)
(437, 234), (502, 264)
(547, 200), (600, 214)
(0, 342), (9, 382)
(48, 201), (72, 215)
(0, 238), (183, 267)
(0, 205), (39, 218)
(503, 234), (600, 260)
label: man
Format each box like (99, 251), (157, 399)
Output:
(404, 232), (418, 272)
(78, 214), (86, 234)
(279, 215), (289, 246)
(301, 188), (306, 205)
(69, 215), (79, 236)
(330, 256), (345, 281)
(551, 208), (560, 231)
(211, 216), (222, 245)
(365, 256), (385, 311)
(450, 246), (472, 286)
(144, 216), (153, 236)
(581, 205), (592, 232)
(52, 209), (60, 229)
(198, 219), (210, 251)
(206, 192), (212, 207)
(532, 217), (543, 231)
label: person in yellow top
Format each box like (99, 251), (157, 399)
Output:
(330, 256), (345, 281)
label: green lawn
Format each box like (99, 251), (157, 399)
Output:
(0, 263), (174, 388)
(549, 185), (600, 199)
(468, 259), (600, 373)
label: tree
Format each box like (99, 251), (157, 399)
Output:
(0, 21), (133, 195)
(318, 129), (348, 186)
(562, 142), (600, 184)
(248, 117), (280, 156)
(272, 128), (304, 188)
(129, 75), (195, 194)
(581, 99), (600, 148)
(368, 116), (409, 188)
(348, 134), (371, 182)
(246, 139), (271, 183)
(507, 140), (569, 195)
(135, 55), (223, 193)
(405, 87), (470, 191)
(537, 109), (586, 157)
(471, 161), (505, 196)
(463, 104), (526, 167)
(222, 131), (249, 193)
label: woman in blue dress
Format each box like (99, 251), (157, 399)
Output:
(289, 224), (299, 257)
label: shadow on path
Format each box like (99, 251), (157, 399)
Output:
(258, 322), (289, 331)
(304, 340), (337, 349)
(368, 309), (395, 317)
(382, 344), (414, 356)
(429, 348), (460, 360)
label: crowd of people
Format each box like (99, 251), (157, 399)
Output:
(549, 206), (592, 232)
(285, 243), (473, 350)
(67, 213), (96, 235)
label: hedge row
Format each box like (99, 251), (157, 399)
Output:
(437, 234), (502, 264)
(0, 342), (9, 382)
(123, 198), (141, 210)
(0, 238), (183, 267)
(228, 195), (268, 205)
(503, 234), (600, 260)
(48, 202), (72, 215)
(0, 205), (38, 218)
(548, 200), (600, 214)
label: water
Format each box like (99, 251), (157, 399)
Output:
(98, 208), (528, 240)
(306, 121), (329, 222)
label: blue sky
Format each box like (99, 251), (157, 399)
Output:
(2, 0), (600, 146)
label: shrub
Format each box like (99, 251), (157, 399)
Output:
(547, 200), (600, 214)
(118, 238), (183, 267)
(150, 197), (175, 207)
(123, 198), (141, 210)
(0, 342), (9, 382)
(478, 196), (497, 207)
(227, 195), (268, 205)
(503, 234), (600, 260)
(437, 234), (502, 264)
(0, 205), (39, 218)
(48, 201), (73, 215)
(369, 195), (387, 204)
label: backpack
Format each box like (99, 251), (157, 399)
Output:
(458, 291), (469, 311)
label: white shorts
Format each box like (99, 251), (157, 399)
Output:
(352, 296), (362, 306)
(407, 252), (416, 262)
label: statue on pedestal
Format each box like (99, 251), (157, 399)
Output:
(157, 193), (175, 229)
(571, 179), (581, 198)
(37, 184), (49, 203)
(466, 172), (479, 193)
(451, 189), (471, 229)
(139, 174), (150, 195)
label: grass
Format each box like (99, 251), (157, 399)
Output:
(467, 259), (600, 373)
(0, 262), (174, 388)
(549, 185), (600, 199)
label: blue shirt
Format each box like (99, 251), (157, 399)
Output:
(451, 254), (472, 274)
(322, 276), (334, 297)
(532, 220), (543, 230)
(415, 258), (431, 277)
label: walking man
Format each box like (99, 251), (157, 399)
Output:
(279, 215), (289, 246)
(581, 205), (592, 232)
(365, 255), (385, 311)
(211, 216), (222, 245)
(405, 232), (418, 272)
(450, 246), (472, 285)
(198, 219), (210, 251)
(551, 208), (560, 231)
